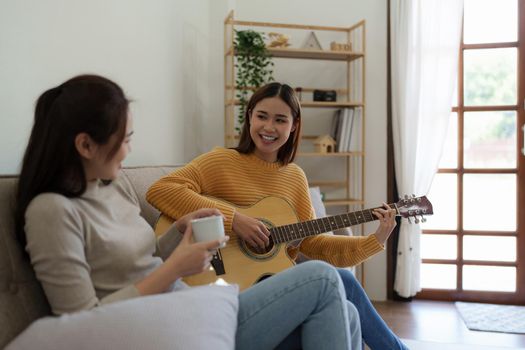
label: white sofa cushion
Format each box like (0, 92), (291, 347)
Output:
(6, 284), (238, 350)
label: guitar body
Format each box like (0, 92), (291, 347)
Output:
(155, 197), (300, 291)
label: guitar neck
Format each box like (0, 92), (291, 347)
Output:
(270, 204), (396, 244)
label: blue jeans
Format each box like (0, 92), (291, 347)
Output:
(236, 261), (362, 350)
(337, 268), (409, 350)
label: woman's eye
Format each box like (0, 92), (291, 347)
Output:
(257, 114), (267, 120)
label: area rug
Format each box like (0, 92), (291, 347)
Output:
(456, 302), (525, 334)
(402, 339), (525, 350)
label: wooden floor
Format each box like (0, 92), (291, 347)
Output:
(373, 300), (525, 348)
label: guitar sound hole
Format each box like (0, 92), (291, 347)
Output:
(245, 236), (275, 255)
(255, 274), (274, 284)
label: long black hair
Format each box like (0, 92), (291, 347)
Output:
(15, 74), (129, 246)
(235, 82), (302, 165)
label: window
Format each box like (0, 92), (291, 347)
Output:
(418, 0), (524, 304)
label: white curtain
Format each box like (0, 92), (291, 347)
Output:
(390, 0), (463, 297)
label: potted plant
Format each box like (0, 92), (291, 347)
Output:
(234, 30), (274, 130)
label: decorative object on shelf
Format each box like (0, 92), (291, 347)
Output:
(314, 135), (337, 153)
(267, 32), (291, 48)
(302, 32), (322, 50)
(313, 89), (337, 102)
(330, 41), (352, 51)
(234, 30), (274, 131)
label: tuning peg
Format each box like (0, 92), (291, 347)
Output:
(414, 217), (420, 224)
(412, 194), (416, 198)
(407, 217), (412, 224)
(404, 194), (409, 200)
(421, 216), (427, 223)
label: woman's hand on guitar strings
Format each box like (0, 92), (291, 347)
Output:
(372, 203), (397, 245)
(232, 211), (270, 249)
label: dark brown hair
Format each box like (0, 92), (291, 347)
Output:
(235, 82), (302, 165)
(15, 74), (130, 246)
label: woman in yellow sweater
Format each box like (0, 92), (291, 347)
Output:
(147, 82), (408, 350)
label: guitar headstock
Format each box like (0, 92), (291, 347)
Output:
(395, 195), (433, 223)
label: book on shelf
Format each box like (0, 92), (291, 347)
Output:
(330, 109), (341, 141)
(337, 108), (349, 153)
(332, 107), (356, 152)
(348, 107), (361, 152)
(345, 108), (356, 152)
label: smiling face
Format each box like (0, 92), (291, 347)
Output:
(249, 96), (296, 163)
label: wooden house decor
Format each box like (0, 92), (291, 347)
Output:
(330, 41), (352, 51)
(302, 31), (322, 50)
(314, 135), (337, 153)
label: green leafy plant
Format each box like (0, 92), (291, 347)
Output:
(234, 30), (274, 131)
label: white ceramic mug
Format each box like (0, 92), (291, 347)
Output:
(191, 215), (226, 248)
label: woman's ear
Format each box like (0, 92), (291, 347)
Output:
(74, 133), (98, 159)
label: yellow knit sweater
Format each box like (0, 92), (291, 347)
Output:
(146, 147), (384, 267)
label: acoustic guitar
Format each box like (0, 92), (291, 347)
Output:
(155, 195), (433, 291)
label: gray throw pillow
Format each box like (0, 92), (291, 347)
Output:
(6, 284), (238, 350)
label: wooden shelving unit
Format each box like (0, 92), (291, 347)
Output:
(224, 10), (366, 213)
(226, 46), (364, 61)
(226, 100), (363, 108)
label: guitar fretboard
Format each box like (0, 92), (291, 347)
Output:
(270, 204), (396, 244)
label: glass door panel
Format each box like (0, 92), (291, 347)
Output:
(463, 265), (516, 292)
(421, 234), (458, 260)
(464, 111), (517, 168)
(463, 235), (516, 262)
(463, 174), (516, 231)
(463, 48), (517, 106)
(421, 264), (457, 290)
(464, 0), (517, 44)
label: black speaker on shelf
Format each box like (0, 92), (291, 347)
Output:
(313, 90), (337, 102)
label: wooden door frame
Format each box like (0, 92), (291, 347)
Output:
(517, 0), (525, 305)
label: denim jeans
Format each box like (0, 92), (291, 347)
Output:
(337, 268), (409, 350)
(236, 261), (362, 350)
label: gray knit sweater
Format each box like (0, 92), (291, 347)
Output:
(24, 176), (184, 315)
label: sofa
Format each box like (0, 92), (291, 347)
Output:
(0, 166), (181, 348)
(1, 164), (350, 349)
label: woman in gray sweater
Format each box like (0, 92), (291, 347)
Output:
(15, 74), (361, 350)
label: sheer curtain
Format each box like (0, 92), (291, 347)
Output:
(390, 0), (463, 297)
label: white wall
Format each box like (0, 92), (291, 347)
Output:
(0, 0), (225, 174)
(0, 0), (389, 300)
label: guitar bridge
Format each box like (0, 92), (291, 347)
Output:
(210, 250), (225, 275)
